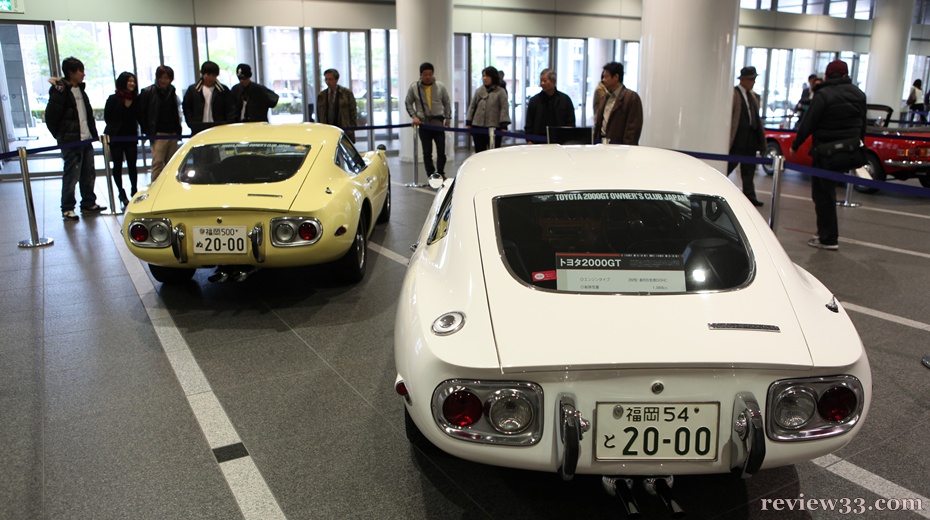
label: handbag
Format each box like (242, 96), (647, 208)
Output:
(813, 137), (867, 171)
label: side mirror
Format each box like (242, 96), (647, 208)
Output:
(428, 173), (445, 189)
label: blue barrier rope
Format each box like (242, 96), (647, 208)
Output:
(4, 121), (928, 199)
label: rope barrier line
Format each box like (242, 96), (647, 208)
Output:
(5, 123), (929, 200)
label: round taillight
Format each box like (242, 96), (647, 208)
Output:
(395, 381), (409, 397)
(442, 390), (482, 427)
(274, 223), (295, 243)
(818, 386), (857, 422)
(149, 222), (170, 243)
(129, 223), (149, 242)
(298, 221), (318, 241)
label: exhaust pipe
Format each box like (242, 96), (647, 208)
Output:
(644, 477), (685, 518)
(208, 270), (229, 283)
(602, 477), (641, 518)
(233, 270), (250, 282)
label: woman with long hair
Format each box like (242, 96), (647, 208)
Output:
(103, 71), (141, 208)
(466, 66), (510, 152)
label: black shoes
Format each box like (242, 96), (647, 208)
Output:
(748, 197), (764, 207)
(118, 189), (129, 210)
(81, 204), (107, 212)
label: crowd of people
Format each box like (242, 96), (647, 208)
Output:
(47, 54), (869, 253)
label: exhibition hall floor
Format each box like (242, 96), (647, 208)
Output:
(3, 150), (930, 519)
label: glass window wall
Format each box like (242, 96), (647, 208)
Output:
(556, 38), (585, 127)
(261, 27), (303, 125)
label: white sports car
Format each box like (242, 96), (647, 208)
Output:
(394, 145), (870, 511)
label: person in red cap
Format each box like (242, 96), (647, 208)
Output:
(789, 59), (866, 251)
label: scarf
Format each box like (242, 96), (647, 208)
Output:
(116, 89), (136, 101)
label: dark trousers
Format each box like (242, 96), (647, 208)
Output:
(418, 126), (446, 175)
(811, 172), (839, 246)
(727, 156), (758, 200)
(471, 127), (502, 153)
(110, 141), (139, 195)
(61, 143), (98, 212)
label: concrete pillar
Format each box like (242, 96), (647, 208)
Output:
(397, 0), (453, 164)
(639, 0), (740, 170)
(865, 0), (915, 114)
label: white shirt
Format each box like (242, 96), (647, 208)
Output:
(202, 85), (214, 123)
(71, 86), (93, 140)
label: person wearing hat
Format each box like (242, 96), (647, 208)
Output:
(789, 59), (866, 251)
(230, 63), (277, 123)
(728, 66), (767, 207)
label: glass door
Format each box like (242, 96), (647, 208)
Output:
(0, 22), (53, 154)
(453, 33), (470, 150)
(516, 36), (551, 136)
(556, 38), (586, 127)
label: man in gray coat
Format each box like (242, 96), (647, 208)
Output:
(405, 62), (452, 178)
(728, 66), (767, 207)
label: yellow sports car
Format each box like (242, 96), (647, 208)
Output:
(122, 123), (390, 284)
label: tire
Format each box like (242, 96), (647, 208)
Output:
(919, 176), (930, 188)
(149, 264), (196, 284)
(376, 179), (391, 224)
(762, 140), (782, 176)
(336, 213), (368, 283)
(854, 153), (885, 194)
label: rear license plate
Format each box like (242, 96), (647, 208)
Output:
(193, 226), (248, 254)
(594, 402), (719, 461)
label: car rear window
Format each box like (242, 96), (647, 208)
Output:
(495, 191), (752, 294)
(177, 142), (311, 184)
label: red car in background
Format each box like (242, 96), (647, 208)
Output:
(764, 105), (930, 193)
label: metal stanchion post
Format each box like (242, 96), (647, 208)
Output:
(17, 147), (54, 249)
(98, 135), (118, 215)
(489, 127), (496, 150)
(405, 124), (427, 188)
(836, 171), (861, 208)
(141, 136), (149, 176)
(768, 154), (785, 233)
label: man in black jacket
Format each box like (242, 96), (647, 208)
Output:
(183, 61), (234, 134)
(790, 60), (866, 251)
(231, 63), (276, 123)
(139, 65), (182, 181)
(524, 69), (576, 144)
(45, 56), (107, 220)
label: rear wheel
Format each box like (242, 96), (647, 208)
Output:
(377, 179), (391, 224)
(854, 153), (885, 194)
(762, 140), (782, 176)
(336, 213), (368, 283)
(148, 264), (196, 284)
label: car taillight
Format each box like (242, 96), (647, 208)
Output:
(897, 147), (930, 158)
(817, 386), (858, 422)
(298, 221), (318, 241)
(130, 223), (149, 242)
(442, 390), (482, 427)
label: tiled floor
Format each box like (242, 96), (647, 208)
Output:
(2, 149), (930, 519)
